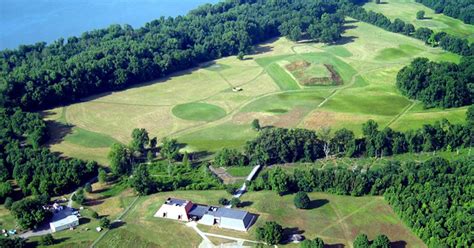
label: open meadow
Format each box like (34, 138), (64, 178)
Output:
(94, 190), (425, 247)
(43, 17), (467, 164)
(364, 0), (474, 43)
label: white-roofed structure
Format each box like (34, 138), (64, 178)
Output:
(49, 215), (79, 232)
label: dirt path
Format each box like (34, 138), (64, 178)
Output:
(385, 101), (417, 128)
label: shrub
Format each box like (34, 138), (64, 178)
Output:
(100, 217), (111, 229)
(40, 234), (55, 246)
(294, 192), (311, 209)
(256, 221), (283, 245)
(230, 198), (241, 208)
(4, 197), (13, 210)
(218, 198), (229, 205)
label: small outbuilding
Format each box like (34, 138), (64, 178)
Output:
(50, 215), (79, 232)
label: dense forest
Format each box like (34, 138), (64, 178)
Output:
(397, 56), (473, 108)
(0, 108), (97, 201)
(216, 105), (473, 166)
(415, 0), (474, 24)
(0, 0), (351, 111)
(248, 157), (472, 247)
(344, 4), (474, 56)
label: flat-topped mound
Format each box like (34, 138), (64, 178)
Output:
(172, 102), (226, 122)
(285, 60), (342, 86)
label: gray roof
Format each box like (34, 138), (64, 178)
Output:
(210, 207), (249, 220)
(188, 204), (209, 217)
(165, 198), (188, 206)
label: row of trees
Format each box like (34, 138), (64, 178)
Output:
(0, 108), (97, 199)
(415, 0), (474, 24)
(0, 0), (351, 111)
(250, 156), (472, 247)
(344, 4), (474, 56)
(219, 106), (472, 166)
(396, 56), (473, 108)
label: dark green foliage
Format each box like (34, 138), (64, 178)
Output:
(345, 4), (473, 56)
(4, 197), (13, 210)
(371, 234), (390, 248)
(0, 108), (96, 196)
(330, 128), (356, 157)
(91, 211), (99, 219)
(230, 197), (241, 207)
(0, 0), (349, 111)
(397, 57), (473, 108)
(0, 237), (26, 248)
(245, 128), (323, 165)
(11, 198), (51, 229)
(415, 0), (474, 24)
(256, 221), (283, 245)
(98, 168), (108, 184)
(254, 156), (472, 247)
(100, 217), (111, 229)
(416, 10), (425, 20)
(294, 192), (310, 209)
(73, 188), (86, 205)
(300, 237), (324, 248)
(108, 143), (133, 176)
(130, 164), (155, 195)
(84, 183), (92, 193)
(225, 184), (239, 195)
(214, 148), (248, 167)
(161, 138), (180, 162)
(40, 234), (55, 246)
(353, 233), (370, 248)
(218, 197), (229, 206)
(251, 119), (261, 131)
(0, 182), (13, 204)
(130, 128), (149, 153)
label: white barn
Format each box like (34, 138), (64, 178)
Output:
(50, 215), (79, 232)
(196, 206), (254, 231)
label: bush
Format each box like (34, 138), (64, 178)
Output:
(100, 217), (111, 229)
(218, 198), (229, 205)
(84, 183), (92, 193)
(294, 192), (311, 209)
(91, 211), (99, 219)
(230, 198), (241, 208)
(256, 221), (283, 245)
(4, 197), (13, 210)
(40, 234), (55, 246)
(225, 184), (239, 195)
(301, 237), (324, 248)
(353, 233), (370, 248)
(372, 234), (390, 248)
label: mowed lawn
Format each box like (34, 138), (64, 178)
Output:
(43, 18), (467, 160)
(96, 190), (425, 247)
(364, 0), (474, 43)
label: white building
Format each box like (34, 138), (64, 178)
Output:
(154, 198), (194, 221)
(50, 215), (79, 232)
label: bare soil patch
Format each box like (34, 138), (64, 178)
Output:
(285, 60), (343, 86)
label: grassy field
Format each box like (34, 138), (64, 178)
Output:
(43, 17), (467, 163)
(93, 190), (425, 247)
(364, 0), (474, 43)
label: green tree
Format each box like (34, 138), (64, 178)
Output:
(130, 128), (149, 153)
(100, 217), (111, 229)
(269, 167), (290, 195)
(91, 211), (99, 219)
(294, 192), (311, 209)
(0, 182), (13, 203)
(371, 234), (390, 248)
(353, 234), (370, 248)
(416, 10), (425, 20)
(130, 164), (155, 195)
(230, 197), (241, 207)
(161, 138), (180, 162)
(237, 52), (245, 60)
(4, 197), (13, 210)
(182, 151), (190, 168)
(147, 151), (154, 162)
(108, 143), (132, 176)
(84, 183), (92, 193)
(11, 198), (50, 229)
(40, 234), (55, 246)
(375, 0), (381, 4)
(98, 168), (108, 184)
(218, 198), (229, 205)
(256, 221), (283, 245)
(301, 238), (324, 248)
(73, 188), (86, 205)
(251, 119), (261, 131)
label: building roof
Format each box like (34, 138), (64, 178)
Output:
(165, 198), (189, 207)
(188, 204), (209, 218)
(212, 207), (249, 220)
(50, 215), (79, 228)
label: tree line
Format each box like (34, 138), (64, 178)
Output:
(0, 0), (353, 111)
(397, 56), (473, 108)
(249, 157), (472, 247)
(0, 108), (97, 201)
(415, 0), (474, 24)
(344, 3), (474, 56)
(214, 105), (473, 167)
